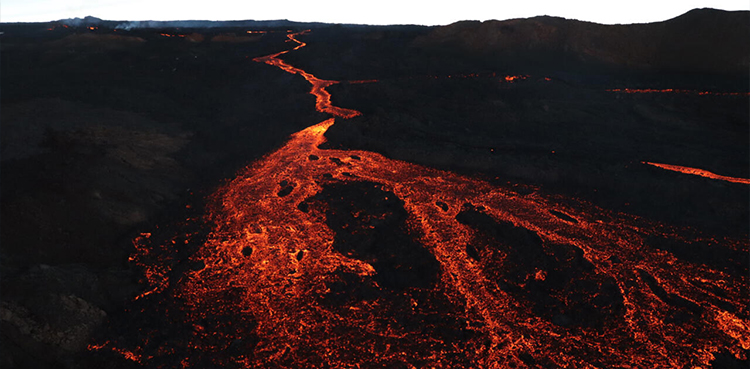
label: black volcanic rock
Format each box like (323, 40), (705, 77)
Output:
(306, 181), (440, 291)
(1, 264), (138, 368)
(413, 8), (750, 75)
(322, 47), (749, 236)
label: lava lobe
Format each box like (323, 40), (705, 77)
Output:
(456, 204), (625, 329)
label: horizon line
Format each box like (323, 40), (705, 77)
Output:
(1, 7), (746, 28)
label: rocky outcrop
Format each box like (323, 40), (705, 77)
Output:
(1, 296), (106, 352)
(1, 98), (192, 266)
(0, 264), (138, 368)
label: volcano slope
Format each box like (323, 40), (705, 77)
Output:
(1, 8), (749, 369)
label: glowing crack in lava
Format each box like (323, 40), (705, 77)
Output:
(643, 162), (750, 185)
(96, 30), (750, 368)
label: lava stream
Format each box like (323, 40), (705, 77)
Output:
(99, 29), (750, 368)
(252, 30), (361, 119)
(644, 161), (750, 185)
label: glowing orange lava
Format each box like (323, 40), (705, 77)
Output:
(159, 33), (186, 38)
(46, 25), (71, 31)
(644, 161), (750, 185)
(94, 29), (749, 368)
(252, 31), (361, 119)
(89, 343), (144, 362)
(503, 75), (528, 82)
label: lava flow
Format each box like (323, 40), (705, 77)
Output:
(644, 161), (750, 185)
(252, 30), (360, 119)
(95, 30), (750, 368)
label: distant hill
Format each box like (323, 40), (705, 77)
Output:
(2, 15), (420, 31)
(413, 8), (750, 75)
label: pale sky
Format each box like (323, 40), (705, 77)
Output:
(2, 0), (749, 25)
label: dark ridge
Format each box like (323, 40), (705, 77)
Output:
(455, 204), (544, 252)
(413, 8), (750, 75)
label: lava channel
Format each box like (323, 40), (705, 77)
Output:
(644, 161), (750, 185)
(92, 29), (750, 369)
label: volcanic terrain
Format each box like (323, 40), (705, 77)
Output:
(1, 9), (748, 368)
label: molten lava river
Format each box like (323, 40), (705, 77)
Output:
(92, 30), (750, 368)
